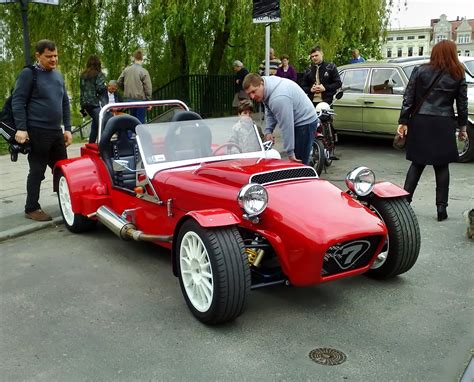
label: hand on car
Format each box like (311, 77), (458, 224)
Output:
(264, 133), (274, 143)
(397, 124), (408, 137)
(15, 130), (29, 144)
(288, 155), (302, 163)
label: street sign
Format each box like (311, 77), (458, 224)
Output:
(252, 0), (280, 24)
(30, 0), (59, 4)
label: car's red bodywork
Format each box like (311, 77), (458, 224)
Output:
(54, 141), (407, 287)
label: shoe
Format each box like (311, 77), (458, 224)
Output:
(25, 209), (52, 222)
(437, 206), (448, 222)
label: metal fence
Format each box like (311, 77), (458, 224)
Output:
(150, 74), (235, 119)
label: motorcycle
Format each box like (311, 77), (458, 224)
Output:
(309, 91), (343, 175)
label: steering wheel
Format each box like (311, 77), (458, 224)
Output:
(212, 142), (243, 155)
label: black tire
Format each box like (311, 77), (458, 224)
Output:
(365, 198), (420, 279)
(457, 123), (474, 163)
(309, 139), (325, 175)
(177, 220), (250, 324)
(57, 174), (97, 233)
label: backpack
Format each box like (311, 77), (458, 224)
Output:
(0, 65), (37, 132)
(0, 65), (37, 161)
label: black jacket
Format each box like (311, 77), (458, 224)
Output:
(399, 64), (468, 126)
(301, 61), (342, 104)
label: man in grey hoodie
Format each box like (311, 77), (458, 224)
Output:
(243, 73), (317, 164)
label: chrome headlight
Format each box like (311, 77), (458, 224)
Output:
(238, 183), (268, 217)
(345, 167), (375, 196)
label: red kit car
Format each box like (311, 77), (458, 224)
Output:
(54, 100), (421, 324)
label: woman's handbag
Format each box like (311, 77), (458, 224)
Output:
(392, 134), (406, 150)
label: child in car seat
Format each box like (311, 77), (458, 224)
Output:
(229, 99), (261, 153)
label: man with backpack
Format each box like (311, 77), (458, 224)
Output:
(12, 39), (72, 222)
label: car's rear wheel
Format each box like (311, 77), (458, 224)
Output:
(58, 175), (97, 233)
(177, 220), (250, 324)
(309, 139), (325, 175)
(365, 197), (420, 279)
(457, 123), (474, 163)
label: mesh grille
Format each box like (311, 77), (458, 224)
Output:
(322, 235), (383, 277)
(250, 167), (317, 185)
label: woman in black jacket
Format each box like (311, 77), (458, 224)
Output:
(397, 40), (468, 221)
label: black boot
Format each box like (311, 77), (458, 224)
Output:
(437, 205), (448, 221)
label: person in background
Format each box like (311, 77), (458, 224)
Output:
(106, 80), (123, 105)
(258, 47), (281, 76)
(348, 49), (365, 64)
(232, 60), (249, 112)
(12, 39), (72, 221)
(275, 54), (297, 82)
(229, 99), (260, 152)
(117, 49), (152, 123)
(397, 40), (468, 221)
(80, 54), (107, 143)
(243, 73), (317, 165)
(301, 46), (342, 106)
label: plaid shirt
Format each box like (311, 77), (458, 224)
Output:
(80, 72), (106, 107)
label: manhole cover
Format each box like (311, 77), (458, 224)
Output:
(309, 348), (347, 366)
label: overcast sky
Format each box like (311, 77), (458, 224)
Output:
(389, 0), (474, 28)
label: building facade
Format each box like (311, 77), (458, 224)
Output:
(382, 14), (473, 59)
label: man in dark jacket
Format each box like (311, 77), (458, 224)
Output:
(232, 60), (249, 109)
(13, 39), (72, 221)
(301, 46), (342, 105)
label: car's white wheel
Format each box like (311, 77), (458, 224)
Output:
(177, 220), (250, 324)
(57, 174), (96, 233)
(180, 231), (214, 312)
(365, 198), (420, 279)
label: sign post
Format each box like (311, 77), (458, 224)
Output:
(252, 0), (280, 76)
(0, 0), (59, 65)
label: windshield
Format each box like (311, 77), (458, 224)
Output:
(136, 116), (265, 176)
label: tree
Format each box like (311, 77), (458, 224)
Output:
(0, 0), (391, 108)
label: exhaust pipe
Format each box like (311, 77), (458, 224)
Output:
(95, 206), (172, 243)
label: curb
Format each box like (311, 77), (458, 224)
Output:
(0, 216), (63, 243)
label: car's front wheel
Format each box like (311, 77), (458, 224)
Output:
(457, 123), (474, 163)
(177, 220), (250, 324)
(365, 197), (420, 279)
(58, 174), (97, 233)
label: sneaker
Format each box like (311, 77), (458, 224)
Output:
(25, 209), (52, 222)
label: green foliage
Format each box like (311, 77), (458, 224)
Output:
(0, 0), (390, 111)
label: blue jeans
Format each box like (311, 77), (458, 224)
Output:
(126, 99), (146, 124)
(294, 120), (317, 165)
(84, 105), (100, 143)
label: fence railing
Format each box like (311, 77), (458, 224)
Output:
(150, 74), (235, 119)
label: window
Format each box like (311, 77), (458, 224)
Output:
(396, 36), (404, 40)
(465, 50), (470, 57)
(340, 69), (369, 94)
(370, 69), (405, 95)
(387, 48), (392, 58)
(458, 34), (470, 44)
(418, 46), (424, 56)
(397, 48), (402, 57)
(418, 35), (426, 39)
(408, 47), (413, 56)
(407, 36), (415, 40)
(387, 37), (394, 41)
(436, 35), (447, 43)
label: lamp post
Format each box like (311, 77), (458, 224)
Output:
(19, 0), (30, 65)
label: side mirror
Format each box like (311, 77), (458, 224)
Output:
(335, 91), (344, 100)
